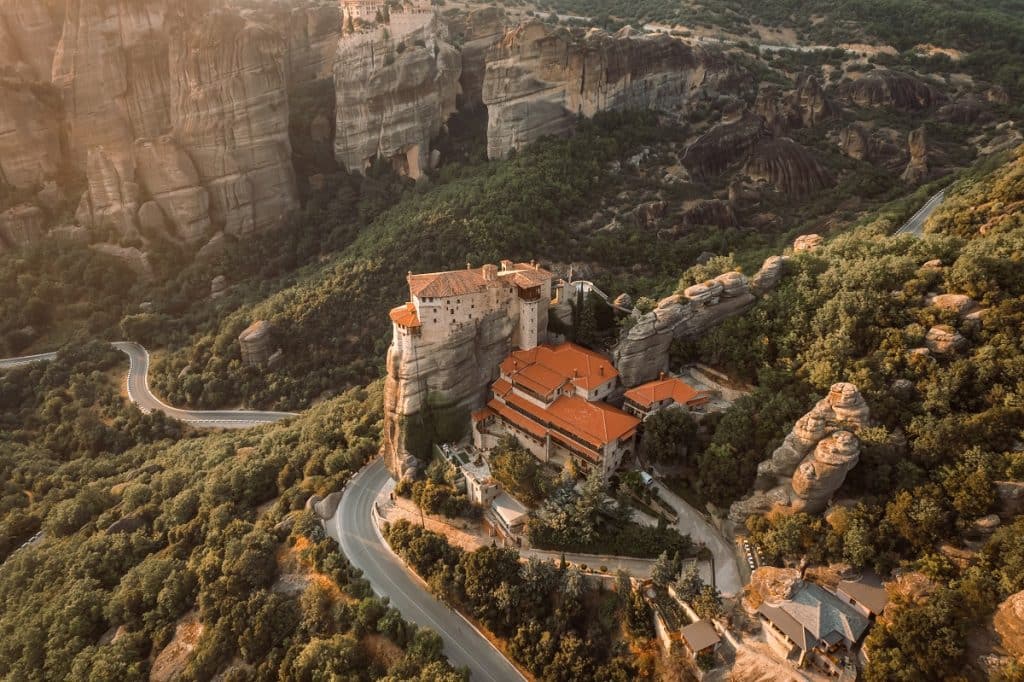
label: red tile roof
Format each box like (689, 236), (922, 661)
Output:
(502, 390), (638, 450)
(624, 376), (708, 409)
(407, 263), (552, 299)
(389, 303), (421, 328)
(471, 407), (495, 423)
(501, 343), (618, 394)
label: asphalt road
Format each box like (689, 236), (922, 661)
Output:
(327, 458), (525, 682)
(0, 342), (297, 429)
(895, 188), (946, 237)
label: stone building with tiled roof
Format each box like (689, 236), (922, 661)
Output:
(473, 341), (640, 478)
(390, 260), (554, 352)
(623, 373), (711, 419)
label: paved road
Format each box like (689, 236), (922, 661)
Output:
(652, 482), (742, 597)
(895, 188), (946, 237)
(0, 342), (297, 429)
(327, 459), (525, 682)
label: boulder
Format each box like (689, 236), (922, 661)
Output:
(930, 293), (976, 316)
(793, 234), (823, 253)
(972, 514), (1001, 534)
(210, 275), (228, 300)
(313, 492), (344, 520)
(994, 591), (1024, 659)
(996, 481), (1024, 517)
(744, 138), (834, 197)
(239, 321), (274, 367)
(925, 325), (967, 354)
(751, 256), (784, 295)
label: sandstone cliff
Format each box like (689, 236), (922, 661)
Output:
(0, 0), (62, 82)
(729, 383), (870, 523)
(53, 0), (174, 170)
(613, 258), (784, 387)
(839, 70), (946, 111)
(453, 6), (508, 109)
(383, 310), (516, 476)
(169, 9), (298, 237)
(744, 138), (834, 197)
(483, 22), (742, 160)
(754, 73), (835, 134)
(334, 11), (461, 179)
(0, 78), (62, 190)
(682, 110), (768, 179)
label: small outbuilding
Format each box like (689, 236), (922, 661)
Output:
(681, 620), (721, 658)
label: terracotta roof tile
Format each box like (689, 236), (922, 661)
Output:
(408, 269), (488, 298)
(500, 342), (618, 393)
(389, 303), (421, 328)
(624, 377), (708, 409)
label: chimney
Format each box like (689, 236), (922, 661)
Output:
(599, 365), (605, 376)
(659, 371), (666, 380)
(573, 368), (579, 378)
(467, 262), (471, 270)
(530, 259), (537, 269)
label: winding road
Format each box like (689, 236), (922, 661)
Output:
(0, 342), (297, 429)
(895, 188), (947, 237)
(327, 458), (525, 681)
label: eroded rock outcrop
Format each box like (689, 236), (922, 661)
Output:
(334, 11), (461, 179)
(754, 74), (835, 134)
(454, 6), (508, 108)
(900, 126), (929, 184)
(133, 137), (212, 244)
(744, 138), (834, 197)
(613, 260), (784, 387)
(484, 21), (742, 160)
(995, 591), (1024, 659)
(682, 110), (767, 178)
(793, 234), (823, 253)
(239, 320), (274, 367)
(730, 383), (870, 522)
(839, 70), (946, 111)
(0, 78), (62, 189)
(925, 324), (967, 354)
(77, 147), (142, 240)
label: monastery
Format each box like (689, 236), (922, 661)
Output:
(388, 261), (712, 480)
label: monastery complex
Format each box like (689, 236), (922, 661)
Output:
(389, 260), (710, 479)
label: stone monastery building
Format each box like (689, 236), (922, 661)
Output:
(389, 260), (553, 351)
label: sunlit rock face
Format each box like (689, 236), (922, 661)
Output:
(0, 0), (62, 82)
(838, 69), (947, 112)
(333, 11), (461, 179)
(613, 258), (785, 387)
(483, 21), (741, 160)
(53, 0), (174, 171)
(169, 9), (298, 237)
(454, 6), (508, 109)
(0, 78), (62, 190)
(729, 383), (870, 523)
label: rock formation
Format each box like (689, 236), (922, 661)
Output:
(0, 78), (62, 190)
(682, 110), (768, 178)
(730, 383), (870, 522)
(754, 74), (835, 134)
(90, 244), (154, 281)
(750, 256), (784, 294)
(0, 0), (62, 82)
(925, 325), (967, 354)
(384, 308), (518, 476)
(169, 10), (298, 236)
(483, 22), (742, 160)
(900, 126), (929, 184)
(793, 234), (823, 253)
(680, 199), (738, 228)
(994, 591), (1024, 660)
(133, 137), (212, 244)
(53, 0), (175, 170)
(744, 138), (834, 197)
(839, 123), (872, 161)
(838, 70), (947, 111)
(239, 320), (274, 367)
(77, 147), (142, 240)
(453, 6), (508, 108)
(334, 11), (461, 179)
(613, 259), (784, 387)
(0, 205), (46, 251)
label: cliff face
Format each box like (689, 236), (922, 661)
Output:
(0, 79), (62, 189)
(53, 0), (173, 170)
(0, 0), (62, 82)
(169, 10), (297, 237)
(334, 12), (462, 179)
(453, 6), (508, 109)
(383, 310), (516, 476)
(613, 258), (784, 387)
(482, 22), (741, 160)
(839, 70), (947, 111)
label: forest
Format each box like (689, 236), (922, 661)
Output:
(0, 346), (468, 680)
